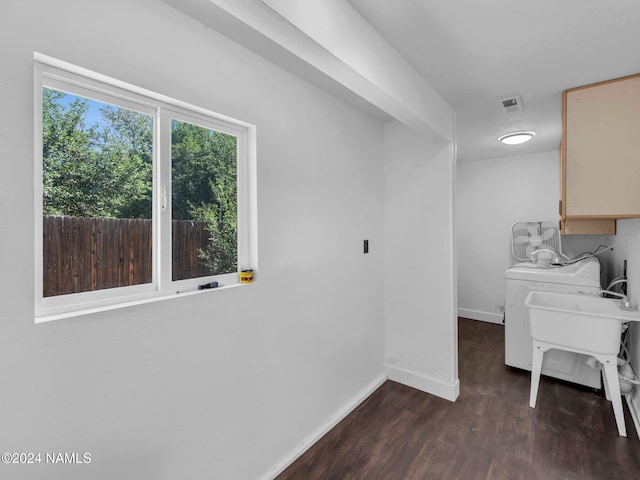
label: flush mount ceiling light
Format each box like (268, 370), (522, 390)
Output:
(498, 131), (535, 145)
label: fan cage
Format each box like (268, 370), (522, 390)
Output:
(511, 220), (562, 261)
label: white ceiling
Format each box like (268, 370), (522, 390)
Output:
(347, 0), (640, 162)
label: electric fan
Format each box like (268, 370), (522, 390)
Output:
(511, 220), (562, 262)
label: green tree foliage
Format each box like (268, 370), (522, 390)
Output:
(42, 88), (238, 275)
(98, 105), (153, 218)
(171, 120), (238, 274)
(42, 88), (152, 218)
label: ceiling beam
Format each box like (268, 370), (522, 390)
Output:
(162, 0), (454, 143)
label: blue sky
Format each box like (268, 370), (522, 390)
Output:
(52, 90), (107, 128)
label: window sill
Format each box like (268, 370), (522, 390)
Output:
(35, 281), (253, 324)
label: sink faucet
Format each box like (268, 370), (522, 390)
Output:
(601, 289), (633, 309)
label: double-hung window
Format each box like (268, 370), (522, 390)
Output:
(34, 54), (257, 321)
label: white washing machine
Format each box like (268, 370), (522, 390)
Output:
(505, 257), (602, 388)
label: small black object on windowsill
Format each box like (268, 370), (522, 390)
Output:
(198, 281), (219, 290)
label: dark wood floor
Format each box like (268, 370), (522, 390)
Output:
(277, 318), (640, 480)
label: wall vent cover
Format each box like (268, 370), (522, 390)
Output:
(500, 95), (523, 113)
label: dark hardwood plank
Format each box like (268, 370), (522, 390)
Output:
(277, 318), (640, 480)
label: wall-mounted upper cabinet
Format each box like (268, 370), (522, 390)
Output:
(561, 73), (640, 235)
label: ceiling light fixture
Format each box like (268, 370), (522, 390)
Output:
(498, 131), (535, 145)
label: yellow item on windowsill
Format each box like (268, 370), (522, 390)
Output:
(239, 269), (254, 284)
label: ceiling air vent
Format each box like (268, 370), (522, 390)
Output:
(500, 95), (523, 114)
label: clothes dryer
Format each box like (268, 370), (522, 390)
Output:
(505, 257), (602, 388)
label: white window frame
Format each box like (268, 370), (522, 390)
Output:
(34, 53), (257, 322)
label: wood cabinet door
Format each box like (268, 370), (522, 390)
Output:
(564, 74), (640, 217)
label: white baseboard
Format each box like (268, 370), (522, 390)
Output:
(263, 372), (388, 480)
(458, 307), (503, 324)
(386, 364), (460, 402)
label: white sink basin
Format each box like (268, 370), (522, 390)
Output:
(526, 290), (632, 437)
(525, 291), (626, 355)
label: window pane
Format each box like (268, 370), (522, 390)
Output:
(171, 119), (238, 281)
(42, 88), (153, 297)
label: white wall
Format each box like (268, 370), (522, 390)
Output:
(457, 151), (561, 322)
(456, 150), (614, 323)
(0, 1), (386, 479)
(186, 0), (460, 402)
(383, 120), (458, 401)
(612, 219), (640, 423)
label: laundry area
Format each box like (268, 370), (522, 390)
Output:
(456, 61), (640, 442)
(457, 69), (640, 442)
(505, 240), (602, 389)
(498, 219), (640, 437)
(459, 212), (638, 444)
(506, 221), (604, 389)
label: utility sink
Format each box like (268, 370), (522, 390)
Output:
(525, 290), (637, 437)
(524, 291), (628, 355)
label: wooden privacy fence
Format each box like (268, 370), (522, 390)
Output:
(43, 215), (213, 297)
